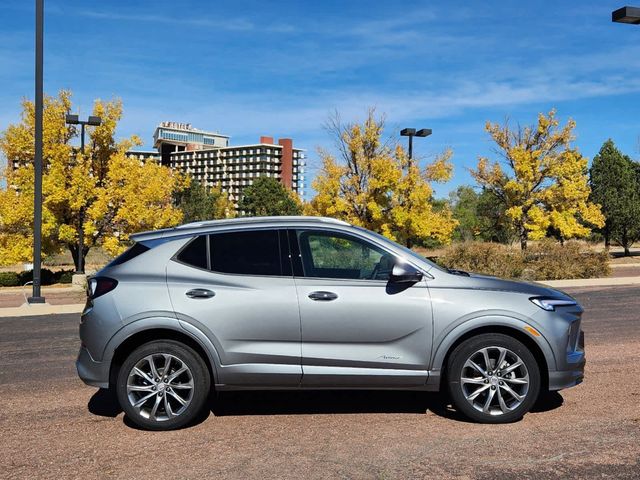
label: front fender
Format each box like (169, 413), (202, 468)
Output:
(430, 314), (557, 374)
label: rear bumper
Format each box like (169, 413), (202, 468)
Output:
(76, 346), (110, 389)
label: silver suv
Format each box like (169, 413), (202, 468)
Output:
(77, 216), (585, 430)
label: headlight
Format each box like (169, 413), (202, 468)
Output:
(530, 296), (577, 311)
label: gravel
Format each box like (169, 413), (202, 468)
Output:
(0, 286), (638, 479)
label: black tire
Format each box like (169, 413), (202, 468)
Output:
(447, 333), (540, 424)
(116, 340), (210, 431)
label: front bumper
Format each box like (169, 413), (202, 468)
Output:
(548, 330), (586, 391)
(76, 346), (110, 389)
(548, 357), (585, 390)
(533, 303), (586, 392)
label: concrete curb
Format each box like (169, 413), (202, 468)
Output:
(0, 303), (85, 318)
(540, 277), (640, 288)
(0, 284), (85, 295)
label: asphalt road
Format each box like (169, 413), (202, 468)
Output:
(1, 286), (639, 479)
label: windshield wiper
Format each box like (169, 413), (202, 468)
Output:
(447, 268), (470, 276)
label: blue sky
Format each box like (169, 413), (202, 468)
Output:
(1, 0), (639, 198)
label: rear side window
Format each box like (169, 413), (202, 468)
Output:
(210, 230), (282, 276)
(107, 242), (150, 267)
(176, 235), (208, 270)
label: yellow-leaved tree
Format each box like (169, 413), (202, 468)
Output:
(306, 109), (457, 246)
(0, 90), (186, 271)
(471, 110), (604, 250)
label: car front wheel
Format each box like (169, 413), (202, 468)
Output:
(447, 333), (540, 423)
(116, 340), (210, 430)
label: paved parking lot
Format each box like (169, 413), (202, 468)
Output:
(1, 286), (639, 479)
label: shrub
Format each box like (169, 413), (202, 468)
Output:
(17, 269), (56, 286)
(0, 268), (77, 288)
(0, 272), (21, 287)
(55, 270), (74, 284)
(524, 240), (610, 280)
(437, 240), (610, 281)
(438, 242), (525, 279)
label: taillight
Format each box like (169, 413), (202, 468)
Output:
(88, 277), (118, 299)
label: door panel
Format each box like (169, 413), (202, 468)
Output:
(291, 229), (432, 387)
(295, 278), (431, 386)
(167, 231), (301, 387)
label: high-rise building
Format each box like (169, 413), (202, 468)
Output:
(153, 122), (230, 166)
(128, 122), (305, 209)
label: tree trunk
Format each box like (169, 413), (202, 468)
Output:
(622, 229), (630, 257)
(77, 209), (85, 274)
(604, 222), (611, 250)
(519, 224), (528, 251)
(69, 243), (90, 273)
(69, 244), (81, 272)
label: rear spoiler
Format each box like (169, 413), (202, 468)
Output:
(129, 227), (174, 243)
(129, 224), (215, 243)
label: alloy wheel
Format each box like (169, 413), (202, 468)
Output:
(460, 346), (530, 415)
(126, 353), (194, 422)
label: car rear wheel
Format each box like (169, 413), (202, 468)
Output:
(116, 340), (210, 430)
(447, 333), (540, 423)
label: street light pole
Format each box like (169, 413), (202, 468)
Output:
(65, 114), (101, 274)
(408, 133), (414, 160)
(400, 128), (432, 166)
(28, 0), (45, 304)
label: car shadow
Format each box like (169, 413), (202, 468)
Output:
(87, 388), (564, 428)
(211, 389), (564, 421)
(87, 388), (212, 430)
(531, 390), (564, 413)
(88, 388), (121, 417)
(211, 390), (468, 421)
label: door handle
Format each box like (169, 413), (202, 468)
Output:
(308, 291), (338, 301)
(185, 288), (216, 299)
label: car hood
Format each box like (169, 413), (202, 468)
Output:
(441, 270), (572, 299)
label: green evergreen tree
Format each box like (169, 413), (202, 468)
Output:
(175, 179), (234, 223)
(450, 186), (481, 241)
(589, 139), (640, 256)
(449, 186), (514, 243)
(476, 189), (514, 244)
(238, 177), (302, 217)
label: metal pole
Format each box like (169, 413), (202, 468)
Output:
(29, 0), (45, 303)
(77, 123), (85, 274)
(408, 135), (413, 163)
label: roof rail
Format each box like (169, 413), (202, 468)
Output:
(130, 216), (351, 242)
(175, 216), (350, 229)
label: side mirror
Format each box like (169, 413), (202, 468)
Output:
(390, 261), (423, 284)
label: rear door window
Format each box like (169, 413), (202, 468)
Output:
(176, 235), (208, 270)
(106, 242), (150, 267)
(209, 230), (283, 276)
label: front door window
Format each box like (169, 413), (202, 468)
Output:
(297, 230), (395, 281)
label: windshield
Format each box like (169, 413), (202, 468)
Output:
(352, 226), (448, 272)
